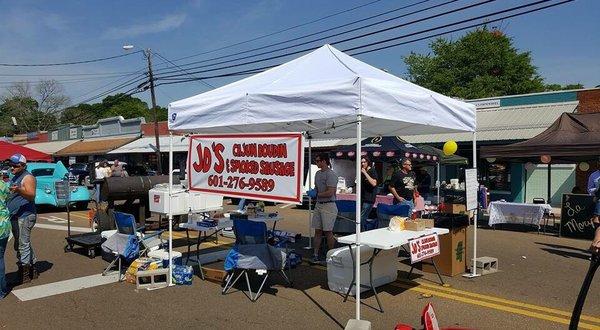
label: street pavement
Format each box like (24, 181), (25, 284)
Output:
(0, 202), (598, 329)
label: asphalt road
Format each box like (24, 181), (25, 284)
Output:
(0, 202), (598, 329)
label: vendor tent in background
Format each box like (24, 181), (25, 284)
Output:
(480, 112), (600, 163)
(418, 144), (468, 166)
(481, 112), (600, 204)
(0, 141), (51, 162)
(168, 44), (477, 324)
(333, 136), (436, 162)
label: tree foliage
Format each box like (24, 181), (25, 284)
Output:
(404, 28), (546, 99)
(0, 80), (67, 135)
(544, 83), (584, 91)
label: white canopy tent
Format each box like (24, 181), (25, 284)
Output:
(168, 44), (477, 322)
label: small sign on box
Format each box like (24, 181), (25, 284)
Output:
(408, 234), (440, 264)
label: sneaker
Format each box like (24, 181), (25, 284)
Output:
(309, 255), (323, 265)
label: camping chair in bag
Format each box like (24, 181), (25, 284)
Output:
(222, 219), (290, 301)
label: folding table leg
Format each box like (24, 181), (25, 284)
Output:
(185, 229), (191, 265)
(430, 258), (445, 285)
(344, 245), (355, 302)
(369, 249), (383, 312)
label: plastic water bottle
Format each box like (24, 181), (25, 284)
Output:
(187, 208), (194, 224)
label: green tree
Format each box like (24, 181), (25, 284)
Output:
(544, 83), (584, 91)
(60, 103), (105, 125)
(404, 27), (545, 99)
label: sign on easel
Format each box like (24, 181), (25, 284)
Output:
(188, 133), (304, 203)
(409, 234), (440, 264)
(465, 168), (478, 211)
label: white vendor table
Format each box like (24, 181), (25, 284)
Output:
(178, 214), (282, 279)
(337, 227), (449, 312)
(488, 201), (552, 227)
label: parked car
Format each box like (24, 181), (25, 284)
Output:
(28, 161), (91, 210)
(68, 162), (90, 186)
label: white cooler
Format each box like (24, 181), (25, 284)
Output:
(149, 184), (223, 215)
(326, 245), (399, 296)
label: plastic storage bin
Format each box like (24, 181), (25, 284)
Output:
(326, 245), (399, 296)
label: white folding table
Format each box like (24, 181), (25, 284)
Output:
(337, 227), (449, 312)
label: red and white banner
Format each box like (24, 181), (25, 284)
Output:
(408, 234), (440, 264)
(187, 133), (303, 203)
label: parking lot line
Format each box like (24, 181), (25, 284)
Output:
(12, 272), (120, 302)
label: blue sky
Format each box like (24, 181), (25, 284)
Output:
(0, 0), (598, 108)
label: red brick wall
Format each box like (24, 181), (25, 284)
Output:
(577, 89), (600, 113)
(141, 121), (170, 136)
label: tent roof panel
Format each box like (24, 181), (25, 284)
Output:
(168, 45), (475, 138)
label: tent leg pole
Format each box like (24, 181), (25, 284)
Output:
(463, 131), (479, 278)
(437, 162), (440, 204)
(547, 163), (552, 205)
(305, 138), (313, 250)
(355, 113), (362, 320)
(168, 132), (174, 286)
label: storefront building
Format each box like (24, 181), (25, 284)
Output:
(400, 88), (600, 206)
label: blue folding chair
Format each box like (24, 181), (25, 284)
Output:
(333, 200), (357, 234)
(222, 219), (290, 301)
(102, 212), (165, 278)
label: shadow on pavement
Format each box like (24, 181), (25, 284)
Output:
(535, 242), (592, 260)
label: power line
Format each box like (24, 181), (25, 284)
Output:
(154, 52), (215, 90)
(0, 71), (139, 77)
(350, 0), (573, 55)
(154, 0), (459, 76)
(170, 0), (386, 62)
(159, 0), (437, 72)
(0, 50), (143, 67)
(154, 0), (495, 79)
(154, 0), (573, 87)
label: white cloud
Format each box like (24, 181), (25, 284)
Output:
(102, 13), (186, 40)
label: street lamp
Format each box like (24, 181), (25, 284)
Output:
(123, 44), (163, 174)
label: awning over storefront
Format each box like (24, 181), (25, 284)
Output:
(0, 141), (51, 162)
(399, 101), (578, 143)
(108, 136), (189, 154)
(54, 135), (140, 157)
(481, 112), (600, 162)
(24, 140), (78, 155)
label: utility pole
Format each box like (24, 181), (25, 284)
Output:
(145, 49), (163, 174)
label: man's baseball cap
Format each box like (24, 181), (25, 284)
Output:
(9, 154), (27, 165)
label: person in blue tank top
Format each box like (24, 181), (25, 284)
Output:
(7, 154), (38, 284)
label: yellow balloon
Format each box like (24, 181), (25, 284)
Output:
(443, 140), (458, 156)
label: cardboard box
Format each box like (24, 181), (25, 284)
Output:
(421, 226), (467, 276)
(202, 267), (228, 283)
(440, 203), (467, 214)
(404, 218), (434, 231)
